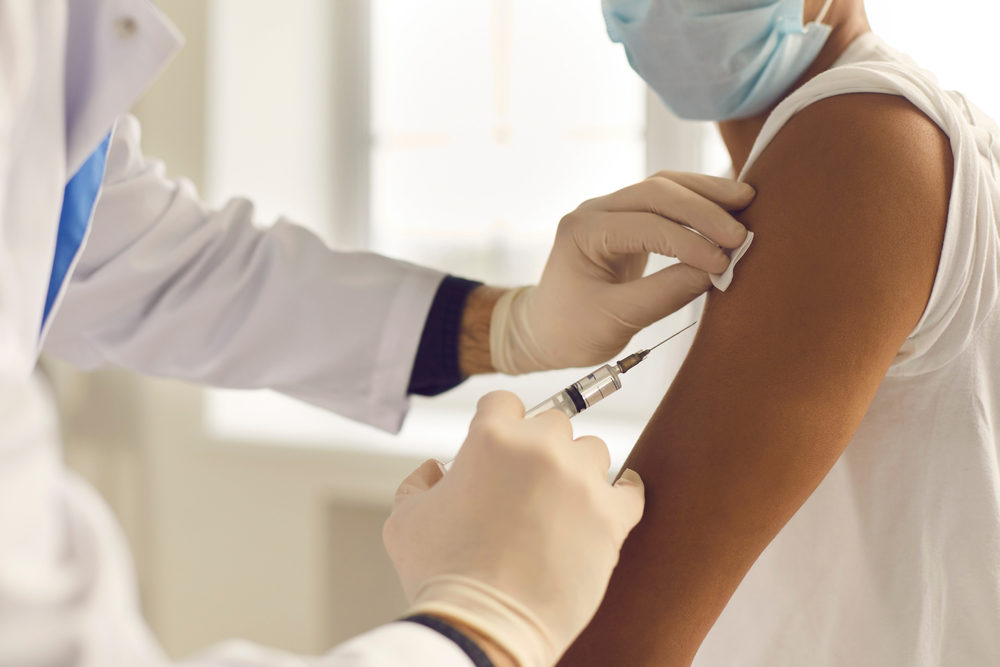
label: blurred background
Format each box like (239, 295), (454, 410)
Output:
(46, 0), (1000, 660)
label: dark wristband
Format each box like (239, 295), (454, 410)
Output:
(401, 614), (495, 667)
(407, 276), (482, 396)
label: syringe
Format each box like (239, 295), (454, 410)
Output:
(523, 320), (698, 420)
(441, 320), (697, 473)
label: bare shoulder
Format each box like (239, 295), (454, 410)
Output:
(751, 91), (953, 188)
(730, 92), (953, 343)
(745, 91), (953, 262)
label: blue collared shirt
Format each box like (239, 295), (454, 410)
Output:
(43, 132), (112, 330)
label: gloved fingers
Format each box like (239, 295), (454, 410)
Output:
(573, 435), (612, 477)
(590, 176), (749, 249)
(610, 468), (646, 534)
(590, 211), (730, 274)
(602, 263), (711, 330)
(649, 171), (756, 212)
(529, 408), (575, 443)
(393, 459), (445, 509)
(644, 175), (749, 249)
(475, 390), (526, 420)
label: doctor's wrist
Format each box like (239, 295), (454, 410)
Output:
(441, 615), (519, 667)
(458, 286), (507, 376)
(402, 613), (515, 667)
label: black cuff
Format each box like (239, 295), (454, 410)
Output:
(401, 614), (494, 667)
(407, 276), (482, 396)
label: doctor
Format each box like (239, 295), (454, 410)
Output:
(0, 2), (755, 666)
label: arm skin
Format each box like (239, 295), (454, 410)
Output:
(558, 94), (953, 666)
(458, 286), (507, 376)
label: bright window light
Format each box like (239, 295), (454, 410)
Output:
(369, 0), (645, 285)
(203, 0), (661, 463)
(866, 1), (1000, 120)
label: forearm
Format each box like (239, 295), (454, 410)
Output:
(407, 281), (505, 399)
(458, 286), (506, 376)
(49, 117), (445, 428)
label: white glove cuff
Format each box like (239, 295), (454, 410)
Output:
(490, 286), (551, 376)
(408, 574), (558, 667)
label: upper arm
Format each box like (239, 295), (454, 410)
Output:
(560, 94), (953, 665)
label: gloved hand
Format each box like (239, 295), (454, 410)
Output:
(384, 391), (644, 667)
(491, 171), (754, 374)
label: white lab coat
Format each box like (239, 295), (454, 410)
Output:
(0, 1), (475, 665)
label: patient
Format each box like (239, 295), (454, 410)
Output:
(560, 0), (1000, 665)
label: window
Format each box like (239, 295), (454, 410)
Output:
(202, 0), (701, 463)
(369, 1), (645, 284)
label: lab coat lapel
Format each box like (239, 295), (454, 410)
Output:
(64, 0), (182, 174)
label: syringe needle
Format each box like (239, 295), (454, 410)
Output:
(647, 320), (698, 353)
(616, 320), (699, 374)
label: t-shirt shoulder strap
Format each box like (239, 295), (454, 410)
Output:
(740, 57), (957, 181)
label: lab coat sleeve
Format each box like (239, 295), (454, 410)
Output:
(183, 624), (478, 667)
(44, 115), (444, 433)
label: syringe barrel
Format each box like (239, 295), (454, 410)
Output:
(574, 364), (623, 409)
(524, 390), (581, 419)
(525, 364), (623, 419)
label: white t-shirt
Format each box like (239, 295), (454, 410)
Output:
(695, 33), (1000, 666)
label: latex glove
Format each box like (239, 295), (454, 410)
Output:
(491, 171), (755, 374)
(384, 391), (644, 667)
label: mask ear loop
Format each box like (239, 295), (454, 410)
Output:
(814, 0), (835, 25)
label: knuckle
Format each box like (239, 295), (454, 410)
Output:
(557, 211), (586, 235)
(589, 434), (610, 452)
(649, 169), (680, 183)
(640, 176), (665, 196)
(475, 389), (507, 412)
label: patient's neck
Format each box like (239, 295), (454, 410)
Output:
(718, 7), (871, 175)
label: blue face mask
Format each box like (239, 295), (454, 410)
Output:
(603, 0), (834, 121)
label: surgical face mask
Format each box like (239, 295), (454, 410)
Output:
(603, 0), (834, 121)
